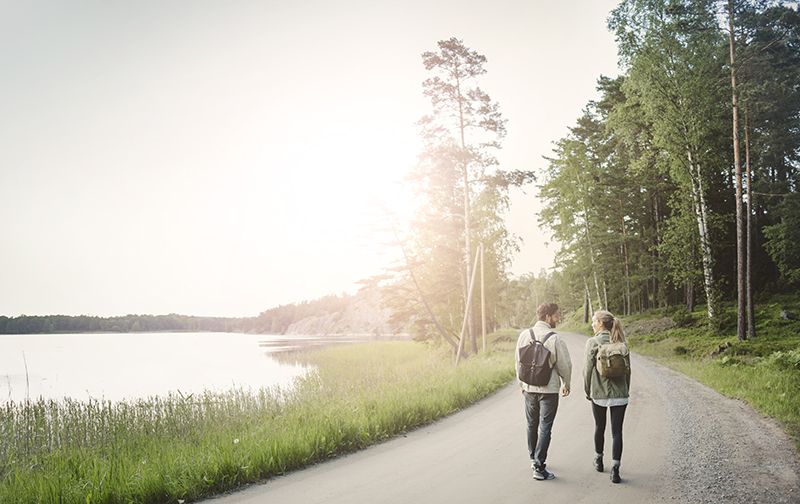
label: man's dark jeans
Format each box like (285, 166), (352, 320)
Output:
(524, 391), (559, 469)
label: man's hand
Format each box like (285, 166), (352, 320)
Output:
(562, 388), (570, 397)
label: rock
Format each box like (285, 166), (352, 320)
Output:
(711, 342), (732, 356)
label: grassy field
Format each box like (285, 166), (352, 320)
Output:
(563, 294), (800, 451)
(0, 333), (518, 504)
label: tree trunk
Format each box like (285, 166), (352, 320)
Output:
(745, 110), (757, 338)
(462, 163), (477, 354)
(583, 292), (590, 324)
(620, 199), (632, 316)
(576, 171), (604, 310)
(687, 147), (716, 320)
(685, 280), (695, 313)
(386, 209), (467, 359)
(729, 1), (747, 341)
(454, 66), (477, 355)
(653, 194), (663, 308)
(583, 277), (593, 320)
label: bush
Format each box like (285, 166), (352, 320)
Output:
(670, 308), (694, 328)
(716, 355), (743, 367)
(763, 349), (800, 371)
(709, 310), (736, 334)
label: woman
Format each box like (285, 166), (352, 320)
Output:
(583, 310), (630, 484)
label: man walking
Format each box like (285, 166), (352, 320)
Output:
(515, 302), (572, 480)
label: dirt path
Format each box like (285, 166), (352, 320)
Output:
(203, 331), (800, 504)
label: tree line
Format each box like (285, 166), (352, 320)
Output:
(0, 313), (253, 335)
(0, 294), (355, 335)
(536, 0), (799, 338)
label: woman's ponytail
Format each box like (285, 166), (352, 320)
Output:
(594, 310), (627, 343)
(610, 317), (627, 344)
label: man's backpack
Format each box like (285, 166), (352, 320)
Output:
(518, 329), (555, 386)
(595, 341), (631, 377)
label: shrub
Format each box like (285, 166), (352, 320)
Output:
(670, 308), (694, 328)
(763, 349), (800, 371)
(709, 310), (736, 334)
(716, 355), (743, 367)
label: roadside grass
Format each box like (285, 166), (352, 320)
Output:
(569, 296), (800, 451)
(0, 333), (516, 504)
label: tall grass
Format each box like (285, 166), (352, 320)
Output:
(669, 357), (800, 442)
(0, 338), (515, 503)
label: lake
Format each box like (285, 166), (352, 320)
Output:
(0, 332), (405, 403)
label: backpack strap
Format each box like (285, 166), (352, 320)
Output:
(529, 329), (556, 344)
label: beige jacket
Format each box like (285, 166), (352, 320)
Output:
(515, 320), (573, 393)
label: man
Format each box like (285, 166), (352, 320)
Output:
(515, 302), (572, 481)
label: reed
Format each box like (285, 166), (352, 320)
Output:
(0, 338), (515, 503)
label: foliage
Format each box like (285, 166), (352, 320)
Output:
(764, 193), (800, 286)
(0, 313), (253, 335)
(536, 0), (800, 322)
(380, 38), (534, 351)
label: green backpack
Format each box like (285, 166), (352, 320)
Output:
(595, 340), (631, 377)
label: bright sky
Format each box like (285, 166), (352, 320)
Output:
(0, 0), (621, 318)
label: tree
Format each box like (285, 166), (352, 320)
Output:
(732, 1), (800, 330)
(609, 0), (730, 321)
(728, 0), (747, 340)
(413, 37), (533, 353)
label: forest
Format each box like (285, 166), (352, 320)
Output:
(0, 294), (357, 335)
(529, 0), (800, 337)
(371, 0), (800, 347)
(0, 313), (254, 335)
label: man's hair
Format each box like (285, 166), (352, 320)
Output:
(537, 302), (559, 321)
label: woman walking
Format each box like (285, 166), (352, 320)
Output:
(583, 310), (630, 484)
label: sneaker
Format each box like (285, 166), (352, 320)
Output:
(593, 455), (604, 472)
(610, 466), (620, 484)
(533, 468), (555, 480)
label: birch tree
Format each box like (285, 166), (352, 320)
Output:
(609, 0), (729, 320)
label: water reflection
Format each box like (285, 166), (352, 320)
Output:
(259, 333), (410, 353)
(0, 333), (408, 403)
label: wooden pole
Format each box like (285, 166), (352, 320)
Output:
(481, 242), (486, 352)
(456, 247), (482, 365)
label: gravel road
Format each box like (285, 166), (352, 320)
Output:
(204, 331), (800, 504)
(639, 349), (800, 503)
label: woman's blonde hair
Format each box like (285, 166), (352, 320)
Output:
(592, 310), (626, 344)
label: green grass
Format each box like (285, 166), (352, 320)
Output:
(0, 333), (517, 504)
(592, 296), (800, 452)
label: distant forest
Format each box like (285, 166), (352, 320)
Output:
(0, 293), (352, 335)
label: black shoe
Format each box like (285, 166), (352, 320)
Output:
(593, 456), (603, 472)
(610, 466), (620, 484)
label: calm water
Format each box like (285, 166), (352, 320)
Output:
(0, 332), (400, 403)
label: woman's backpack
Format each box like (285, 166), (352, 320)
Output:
(595, 341), (631, 377)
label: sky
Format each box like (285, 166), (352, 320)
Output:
(0, 0), (622, 318)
